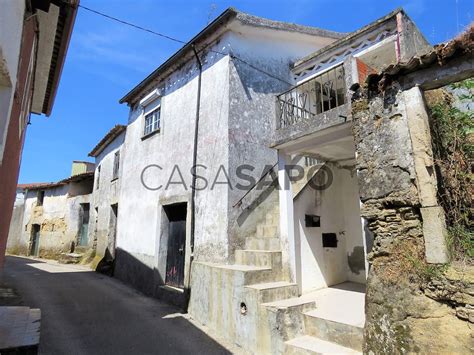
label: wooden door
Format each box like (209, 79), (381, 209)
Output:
(165, 204), (187, 288)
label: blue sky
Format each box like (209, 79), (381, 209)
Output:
(19, 0), (473, 183)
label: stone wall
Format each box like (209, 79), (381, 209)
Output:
(352, 83), (473, 353)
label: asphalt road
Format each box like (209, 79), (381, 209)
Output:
(2, 256), (230, 355)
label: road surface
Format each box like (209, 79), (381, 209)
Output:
(2, 256), (230, 355)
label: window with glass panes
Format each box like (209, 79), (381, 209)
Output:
(144, 107), (160, 135)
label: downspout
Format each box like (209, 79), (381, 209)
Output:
(187, 44), (202, 305)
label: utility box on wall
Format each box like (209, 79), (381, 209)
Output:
(322, 233), (338, 248)
(305, 214), (320, 227)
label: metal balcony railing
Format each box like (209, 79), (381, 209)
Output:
(277, 64), (346, 129)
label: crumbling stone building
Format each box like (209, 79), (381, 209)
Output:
(351, 27), (473, 353)
(7, 162), (94, 260)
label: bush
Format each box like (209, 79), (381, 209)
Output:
(426, 79), (473, 261)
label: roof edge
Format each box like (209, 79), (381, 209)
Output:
(293, 7), (404, 69)
(119, 7), (347, 105)
(20, 171), (95, 191)
(43, 0), (80, 116)
(88, 125), (126, 157)
(119, 7), (238, 105)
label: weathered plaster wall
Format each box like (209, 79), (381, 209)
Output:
(6, 190), (26, 254)
(398, 13), (432, 62)
(10, 185), (91, 258)
(116, 25), (335, 295)
(91, 131), (125, 259)
(226, 27), (335, 260)
(115, 38), (231, 294)
(352, 83), (472, 353)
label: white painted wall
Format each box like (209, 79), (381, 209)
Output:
(226, 26), (335, 259)
(295, 165), (365, 293)
(117, 38), (230, 284)
(6, 189), (26, 251)
(116, 23), (341, 289)
(0, 0), (25, 162)
(91, 131), (125, 257)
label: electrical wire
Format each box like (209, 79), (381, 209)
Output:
(79, 5), (186, 44)
(78, 4), (293, 86)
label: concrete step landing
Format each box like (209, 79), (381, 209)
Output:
(285, 335), (361, 354)
(193, 262), (281, 286)
(245, 281), (298, 303)
(304, 311), (363, 351)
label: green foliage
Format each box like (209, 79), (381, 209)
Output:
(427, 79), (473, 261)
(447, 225), (474, 259)
(406, 254), (448, 281)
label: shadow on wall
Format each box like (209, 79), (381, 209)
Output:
(112, 248), (189, 310)
(3, 256), (230, 355)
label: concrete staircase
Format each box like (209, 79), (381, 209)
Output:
(282, 283), (365, 354)
(189, 163), (364, 354)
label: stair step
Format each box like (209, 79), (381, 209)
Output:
(304, 311), (363, 351)
(266, 212), (279, 225)
(235, 250), (282, 268)
(256, 225), (279, 238)
(245, 237), (280, 251)
(285, 335), (361, 354)
(262, 295), (315, 312)
(245, 281), (298, 303)
(0, 307), (41, 350)
(194, 262), (279, 285)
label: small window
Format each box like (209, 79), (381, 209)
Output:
(144, 107), (160, 136)
(112, 150), (120, 180)
(37, 190), (45, 206)
(96, 165), (101, 189)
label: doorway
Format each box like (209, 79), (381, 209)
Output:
(163, 203), (187, 288)
(108, 204), (118, 258)
(30, 224), (40, 256)
(278, 124), (369, 294)
(78, 203), (90, 246)
(295, 163), (367, 293)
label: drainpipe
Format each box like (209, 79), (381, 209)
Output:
(187, 44), (202, 303)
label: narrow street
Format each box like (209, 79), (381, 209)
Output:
(2, 256), (230, 355)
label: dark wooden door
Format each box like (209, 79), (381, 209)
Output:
(165, 204), (187, 288)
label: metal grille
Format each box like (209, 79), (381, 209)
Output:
(277, 64), (346, 129)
